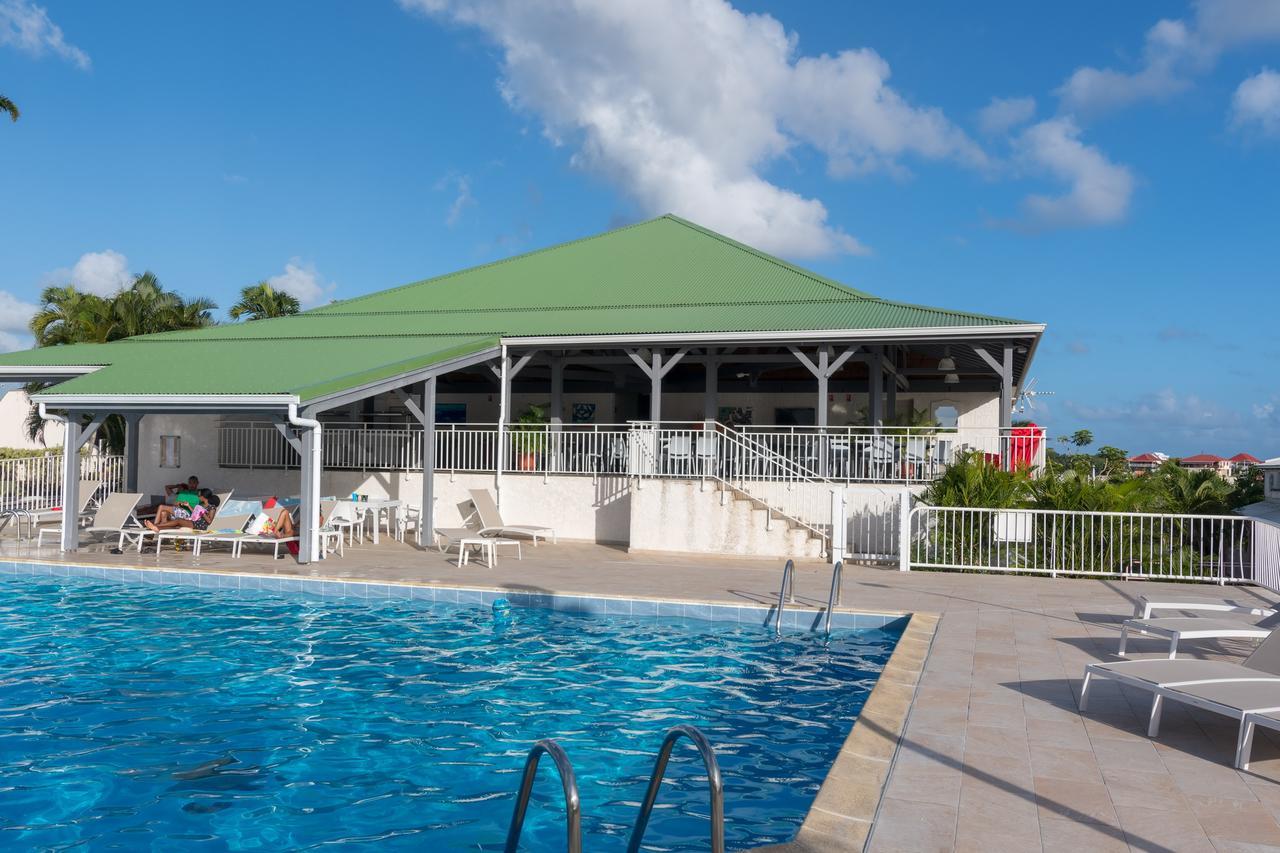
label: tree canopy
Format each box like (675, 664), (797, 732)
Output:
(24, 274), (217, 451)
(229, 281), (301, 321)
(1, 94), (18, 123)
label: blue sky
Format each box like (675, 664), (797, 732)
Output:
(2, 0), (1278, 457)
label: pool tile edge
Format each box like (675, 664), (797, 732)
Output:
(0, 558), (904, 633)
(754, 610), (939, 853)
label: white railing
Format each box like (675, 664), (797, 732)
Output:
(636, 424), (831, 541)
(0, 452), (125, 513)
(904, 505), (1255, 583)
(1254, 519), (1280, 594)
(216, 421), (1044, 486)
(737, 425), (1046, 483)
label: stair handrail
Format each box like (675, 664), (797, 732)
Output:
(775, 559), (795, 637)
(716, 421), (826, 483)
(713, 427), (831, 541)
(625, 724), (725, 853)
(823, 560), (843, 637)
(504, 738), (582, 853)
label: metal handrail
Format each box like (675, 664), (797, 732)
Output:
(774, 559), (795, 637)
(823, 560), (843, 638)
(625, 725), (725, 853)
(504, 739), (582, 853)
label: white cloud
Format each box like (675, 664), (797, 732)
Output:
(437, 172), (476, 226)
(1012, 118), (1134, 228)
(0, 0), (89, 69)
(0, 289), (37, 352)
(1067, 390), (1245, 444)
(1056, 0), (1280, 117)
(399, 0), (986, 257)
(267, 259), (335, 308)
(1231, 68), (1280, 136)
(977, 96), (1036, 136)
(45, 249), (133, 296)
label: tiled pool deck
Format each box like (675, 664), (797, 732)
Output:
(5, 535), (1280, 851)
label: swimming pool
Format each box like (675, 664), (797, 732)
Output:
(0, 572), (901, 850)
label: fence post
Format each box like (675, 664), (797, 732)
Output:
(829, 488), (846, 564)
(898, 490), (912, 572)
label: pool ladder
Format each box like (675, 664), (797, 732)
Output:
(773, 559), (844, 637)
(504, 724), (724, 853)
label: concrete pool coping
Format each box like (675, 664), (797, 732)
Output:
(1, 555), (929, 852)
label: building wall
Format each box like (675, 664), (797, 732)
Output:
(0, 389), (65, 451)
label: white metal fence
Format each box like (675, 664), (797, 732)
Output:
(738, 425), (1046, 483)
(218, 420), (1040, 485)
(0, 453), (126, 513)
(904, 504), (1257, 583)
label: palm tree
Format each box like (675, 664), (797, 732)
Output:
(1145, 462), (1235, 515)
(24, 273), (217, 450)
(0, 95), (17, 123)
(229, 281), (300, 321)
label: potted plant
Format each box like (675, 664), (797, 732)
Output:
(511, 403), (549, 471)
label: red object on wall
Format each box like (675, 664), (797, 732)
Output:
(1008, 423), (1042, 471)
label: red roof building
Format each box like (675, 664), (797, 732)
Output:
(1180, 453), (1225, 467)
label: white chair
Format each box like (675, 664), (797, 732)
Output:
(665, 436), (693, 476)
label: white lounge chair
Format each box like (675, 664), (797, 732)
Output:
(1119, 612), (1280, 659)
(467, 489), (556, 545)
(1150, 680), (1280, 768)
(1133, 593), (1276, 620)
(1239, 710), (1280, 770)
(1081, 629), (1280, 765)
(29, 479), (101, 543)
(38, 491), (146, 551)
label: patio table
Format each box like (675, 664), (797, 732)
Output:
(355, 499), (401, 545)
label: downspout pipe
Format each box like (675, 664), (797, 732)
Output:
(287, 403), (322, 562)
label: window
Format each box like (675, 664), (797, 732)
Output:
(931, 401), (959, 429)
(159, 435), (180, 468)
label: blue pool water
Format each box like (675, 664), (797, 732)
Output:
(0, 574), (900, 850)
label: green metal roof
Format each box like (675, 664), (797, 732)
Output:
(1, 215), (1039, 404)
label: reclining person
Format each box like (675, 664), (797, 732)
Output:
(145, 489), (220, 532)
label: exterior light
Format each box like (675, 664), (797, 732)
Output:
(939, 346), (958, 382)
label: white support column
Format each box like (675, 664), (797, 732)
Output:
(650, 351), (663, 424)
(298, 425), (315, 564)
(703, 351), (719, 426)
(999, 344), (1014, 431)
(626, 348), (687, 425)
(422, 376), (436, 546)
(807, 347), (825, 428)
(549, 357), (564, 429)
(869, 348), (884, 428)
(124, 413), (142, 492)
(886, 361), (898, 423)
(790, 345), (859, 429)
(496, 349), (510, 510)
(60, 415), (82, 552)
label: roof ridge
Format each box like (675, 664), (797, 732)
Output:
(659, 214), (871, 299)
(316, 216), (669, 312)
(855, 294), (1026, 326)
(275, 297), (873, 317)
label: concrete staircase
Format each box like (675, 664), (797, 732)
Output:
(629, 479), (826, 559)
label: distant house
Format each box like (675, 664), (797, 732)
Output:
(1229, 452), (1262, 477)
(1178, 452), (1261, 481)
(1239, 457), (1280, 524)
(1178, 453), (1233, 479)
(1127, 451), (1168, 474)
(0, 388), (65, 451)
